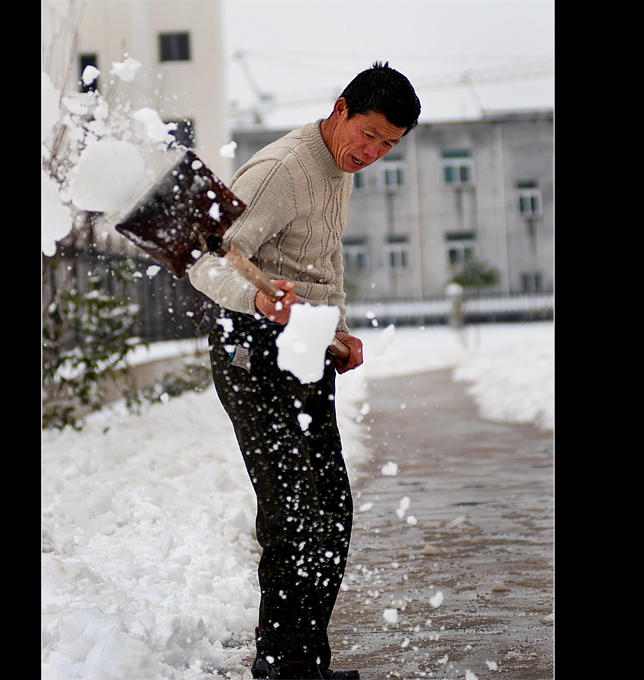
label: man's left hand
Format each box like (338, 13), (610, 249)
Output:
(331, 332), (364, 374)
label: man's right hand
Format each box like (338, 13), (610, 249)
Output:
(255, 280), (298, 324)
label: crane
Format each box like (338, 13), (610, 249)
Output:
(228, 54), (553, 126)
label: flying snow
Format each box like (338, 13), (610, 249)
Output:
(109, 56), (142, 82)
(276, 303), (340, 384)
(67, 139), (146, 213)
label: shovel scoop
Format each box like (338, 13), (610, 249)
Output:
(115, 148), (349, 362)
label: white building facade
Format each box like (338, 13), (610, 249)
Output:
(41, 0), (230, 180)
(232, 110), (553, 301)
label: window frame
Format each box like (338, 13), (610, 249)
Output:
(385, 235), (411, 272)
(441, 150), (474, 187)
(159, 32), (191, 62)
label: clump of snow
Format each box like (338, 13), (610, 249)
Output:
(380, 461), (399, 476)
(67, 139), (146, 213)
(429, 591), (444, 608)
(219, 141), (237, 158)
(297, 412), (313, 432)
(41, 59), (181, 257)
(81, 64), (100, 87)
(110, 55), (142, 82)
(209, 202), (222, 222)
(382, 609), (398, 625)
(132, 107), (178, 146)
(396, 496), (411, 519)
(276, 303), (341, 384)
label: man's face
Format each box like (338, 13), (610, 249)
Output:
(325, 98), (407, 173)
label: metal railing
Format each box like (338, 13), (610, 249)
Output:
(42, 246), (217, 345)
(346, 292), (553, 327)
(43, 248), (553, 347)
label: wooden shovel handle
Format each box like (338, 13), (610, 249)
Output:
(224, 246), (350, 361)
(224, 245), (283, 299)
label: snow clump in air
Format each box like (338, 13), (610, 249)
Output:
(41, 58), (180, 257)
(276, 303), (341, 384)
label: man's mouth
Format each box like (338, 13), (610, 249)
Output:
(351, 156), (365, 167)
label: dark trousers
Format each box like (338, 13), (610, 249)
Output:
(208, 307), (353, 668)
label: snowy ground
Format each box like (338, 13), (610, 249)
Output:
(41, 321), (553, 680)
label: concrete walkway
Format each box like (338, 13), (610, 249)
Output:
(329, 369), (554, 680)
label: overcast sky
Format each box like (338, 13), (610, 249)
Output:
(221, 0), (554, 128)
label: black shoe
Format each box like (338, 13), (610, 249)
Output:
(251, 627), (268, 678)
(319, 670), (360, 679)
(265, 659), (360, 679)
(251, 628), (359, 680)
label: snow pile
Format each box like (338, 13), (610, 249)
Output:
(42, 321), (553, 679)
(42, 390), (259, 679)
(347, 321), (554, 431)
(452, 326), (554, 430)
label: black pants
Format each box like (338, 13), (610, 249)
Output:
(208, 307), (353, 669)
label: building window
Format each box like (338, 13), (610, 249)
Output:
(517, 181), (542, 217)
(442, 150), (474, 186)
(385, 235), (410, 271)
(343, 237), (369, 272)
(352, 171), (368, 193)
(79, 53), (98, 92)
(522, 272), (543, 292)
(379, 159), (406, 191)
(446, 232), (476, 266)
(159, 32), (191, 62)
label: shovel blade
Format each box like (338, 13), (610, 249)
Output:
(115, 148), (245, 277)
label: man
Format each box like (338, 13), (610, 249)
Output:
(189, 62), (420, 680)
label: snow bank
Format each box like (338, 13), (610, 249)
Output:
(347, 321), (554, 431)
(42, 390), (260, 679)
(42, 323), (552, 678)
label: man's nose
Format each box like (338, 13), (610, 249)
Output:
(363, 143), (379, 160)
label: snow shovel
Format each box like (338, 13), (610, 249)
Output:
(115, 148), (349, 361)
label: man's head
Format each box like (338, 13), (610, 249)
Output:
(320, 62), (421, 174)
(339, 61), (421, 136)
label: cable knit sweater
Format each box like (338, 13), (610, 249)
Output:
(188, 120), (353, 333)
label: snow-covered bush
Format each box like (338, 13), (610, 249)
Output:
(41, 55), (181, 429)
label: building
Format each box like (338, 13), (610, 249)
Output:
(231, 110), (553, 302)
(41, 0), (229, 180)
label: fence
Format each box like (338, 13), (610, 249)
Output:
(42, 246), (217, 345)
(42, 248), (553, 347)
(346, 292), (553, 327)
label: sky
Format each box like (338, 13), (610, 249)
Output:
(221, 0), (554, 129)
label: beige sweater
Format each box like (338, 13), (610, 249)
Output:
(188, 121), (353, 333)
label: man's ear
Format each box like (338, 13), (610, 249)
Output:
(333, 97), (349, 120)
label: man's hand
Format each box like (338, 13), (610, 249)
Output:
(255, 280), (298, 324)
(331, 331), (364, 374)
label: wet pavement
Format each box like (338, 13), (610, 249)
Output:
(328, 369), (554, 680)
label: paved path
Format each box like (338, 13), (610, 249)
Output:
(328, 369), (554, 680)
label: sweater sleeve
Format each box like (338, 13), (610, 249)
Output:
(187, 159), (297, 314)
(329, 245), (349, 333)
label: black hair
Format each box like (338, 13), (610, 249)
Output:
(340, 61), (421, 135)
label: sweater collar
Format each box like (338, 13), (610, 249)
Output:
(303, 120), (346, 179)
